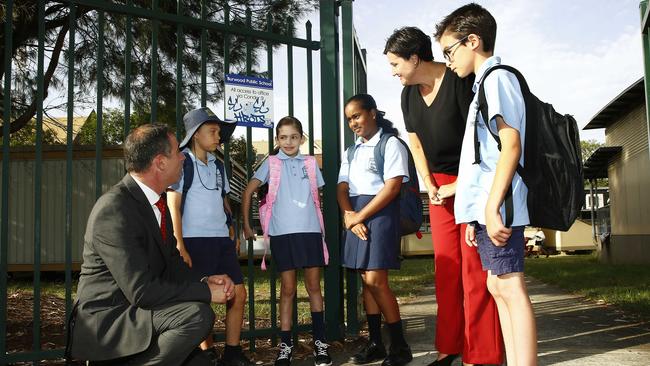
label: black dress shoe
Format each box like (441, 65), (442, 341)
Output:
(425, 354), (460, 366)
(381, 344), (412, 366)
(349, 340), (387, 364)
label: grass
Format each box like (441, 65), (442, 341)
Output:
(7, 258), (436, 325)
(525, 254), (650, 318)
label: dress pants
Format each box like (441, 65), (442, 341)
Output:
(430, 172), (503, 365)
(127, 301), (215, 366)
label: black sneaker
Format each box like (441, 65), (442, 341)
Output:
(349, 339), (387, 364)
(274, 342), (293, 366)
(381, 344), (412, 366)
(221, 350), (254, 366)
(313, 340), (332, 366)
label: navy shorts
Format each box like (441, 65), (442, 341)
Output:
(270, 232), (325, 273)
(184, 237), (244, 284)
(475, 224), (525, 276)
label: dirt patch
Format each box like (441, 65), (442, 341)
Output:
(7, 290), (368, 365)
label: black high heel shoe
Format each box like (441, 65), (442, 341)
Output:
(426, 354), (460, 366)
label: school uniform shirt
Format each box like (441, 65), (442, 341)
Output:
(454, 56), (529, 226)
(170, 149), (231, 237)
(253, 150), (325, 236)
(337, 128), (409, 196)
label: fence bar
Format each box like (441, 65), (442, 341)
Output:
(266, 13), (278, 346)
(306, 21), (314, 156)
(245, 8), (256, 352)
(287, 21), (294, 117)
(175, 0), (183, 138)
(319, 0), (344, 341)
(640, 1), (650, 161)
(33, 0), (46, 355)
(340, 0), (361, 336)
(223, 4), (232, 178)
(61, 0), (320, 50)
(95, 10), (105, 199)
(151, 0), (159, 122)
(200, 0), (207, 106)
(65, 0), (77, 338)
(1, 0), (13, 361)
(124, 0), (132, 137)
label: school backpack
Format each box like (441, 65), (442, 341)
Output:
(476, 65), (583, 231)
(346, 132), (424, 237)
(258, 155), (329, 270)
(180, 151), (230, 224)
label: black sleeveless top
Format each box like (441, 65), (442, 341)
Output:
(401, 68), (475, 175)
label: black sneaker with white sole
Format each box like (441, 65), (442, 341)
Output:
(274, 342), (293, 366)
(313, 340), (332, 366)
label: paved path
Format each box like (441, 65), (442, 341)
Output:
(291, 276), (650, 365)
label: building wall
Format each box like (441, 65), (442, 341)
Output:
(603, 103), (650, 263)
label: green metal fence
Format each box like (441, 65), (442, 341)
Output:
(1, 0), (367, 363)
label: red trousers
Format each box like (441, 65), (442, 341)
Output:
(430, 172), (503, 364)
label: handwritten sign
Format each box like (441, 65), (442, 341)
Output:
(224, 74), (274, 128)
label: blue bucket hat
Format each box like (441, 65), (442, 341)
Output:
(179, 107), (237, 149)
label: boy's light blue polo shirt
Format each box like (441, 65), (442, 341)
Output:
(454, 56), (530, 226)
(337, 128), (409, 196)
(253, 150), (325, 236)
(170, 149), (231, 237)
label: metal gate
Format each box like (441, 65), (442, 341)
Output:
(1, 0), (367, 363)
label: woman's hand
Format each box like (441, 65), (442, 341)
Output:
(425, 181), (445, 206)
(351, 223), (368, 241)
(437, 182), (457, 199)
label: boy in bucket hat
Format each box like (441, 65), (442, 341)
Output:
(168, 107), (252, 366)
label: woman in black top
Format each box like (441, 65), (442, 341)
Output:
(383, 27), (503, 366)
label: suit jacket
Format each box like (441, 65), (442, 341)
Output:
(71, 174), (211, 361)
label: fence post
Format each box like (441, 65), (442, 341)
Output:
(319, 0), (344, 341)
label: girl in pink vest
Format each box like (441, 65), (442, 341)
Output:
(242, 116), (330, 366)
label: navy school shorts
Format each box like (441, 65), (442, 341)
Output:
(475, 224), (525, 276)
(183, 237), (244, 284)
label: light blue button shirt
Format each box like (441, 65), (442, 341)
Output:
(171, 149), (231, 237)
(454, 56), (529, 226)
(337, 128), (409, 196)
(253, 150), (325, 236)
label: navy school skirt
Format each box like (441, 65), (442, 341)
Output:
(270, 232), (325, 272)
(342, 195), (401, 270)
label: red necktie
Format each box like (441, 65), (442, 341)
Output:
(154, 193), (167, 243)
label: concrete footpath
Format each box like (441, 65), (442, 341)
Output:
(292, 277), (650, 366)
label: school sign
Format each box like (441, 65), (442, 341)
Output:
(224, 74), (274, 128)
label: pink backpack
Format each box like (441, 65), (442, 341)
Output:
(258, 155), (329, 270)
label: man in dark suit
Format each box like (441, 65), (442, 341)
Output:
(70, 124), (234, 365)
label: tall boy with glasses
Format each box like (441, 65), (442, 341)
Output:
(434, 3), (538, 365)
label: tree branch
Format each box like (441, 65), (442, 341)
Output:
(1, 22), (69, 137)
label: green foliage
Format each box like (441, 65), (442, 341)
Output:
(228, 135), (257, 168)
(6, 119), (60, 146)
(581, 139), (604, 163)
(2, 1), (319, 136)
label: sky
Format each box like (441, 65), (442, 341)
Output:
(236, 0), (644, 146)
(350, 0), (644, 143)
(47, 0), (644, 146)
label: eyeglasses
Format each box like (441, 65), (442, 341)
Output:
(442, 35), (470, 62)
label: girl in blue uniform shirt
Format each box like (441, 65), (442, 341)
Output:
(338, 94), (412, 366)
(242, 116), (331, 366)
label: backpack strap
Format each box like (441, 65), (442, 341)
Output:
(304, 156), (329, 266)
(214, 159), (227, 199)
(374, 132), (394, 181)
(180, 151), (194, 216)
(475, 64), (528, 228)
(260, 155), (282, 270)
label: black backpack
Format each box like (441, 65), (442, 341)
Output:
(475, 65), (583, 231)
(347, 132), (423, 236)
